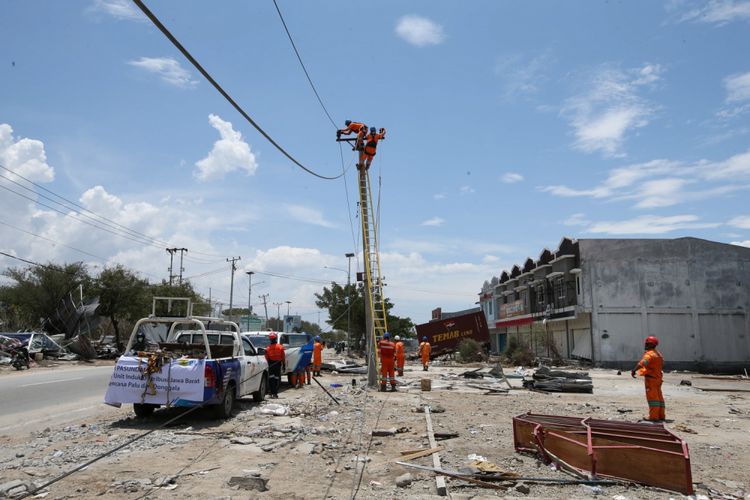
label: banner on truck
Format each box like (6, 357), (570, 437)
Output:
(104, 356), (205, 406)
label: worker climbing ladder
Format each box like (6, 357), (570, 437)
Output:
(357, 167), (389, 387)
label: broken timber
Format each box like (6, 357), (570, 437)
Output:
(512, 413), (694, 495)
(424, 406), (447, 496)
(398, 446), (443, 462)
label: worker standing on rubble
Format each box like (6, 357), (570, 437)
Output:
(631, 335), (665, 422)
(313, 335), (323, 377)
(419, 336), (431, 371)
(359, 127), (386, 171)
(337, 120), (367, 151)
(378, 332), (397, 392)
(265, 332), (285, 399)
(394, 335), (405, 376)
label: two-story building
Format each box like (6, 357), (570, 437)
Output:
(480, 237), (750, 372)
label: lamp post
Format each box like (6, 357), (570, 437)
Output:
(245, 271), (254, 330)
(345, 252), (355, 354)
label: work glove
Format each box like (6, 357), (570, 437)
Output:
(630, 370), (636, 378)
(336, 130), (342, 138)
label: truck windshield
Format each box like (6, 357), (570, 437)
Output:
(246, 336), (270, 348)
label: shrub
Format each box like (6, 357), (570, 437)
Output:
(458, 338), (483, 362)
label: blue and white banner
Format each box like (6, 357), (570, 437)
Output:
(104, 356), (205, 406)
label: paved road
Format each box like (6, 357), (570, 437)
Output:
(0, 365), (125, 435)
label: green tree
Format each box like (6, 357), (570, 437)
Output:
(300, 320), (322, 336)
(314, 282), (414, 351)
(93, 265), (151, 351)
(150, 281), (210, 316)
(0, 262), (91, 332)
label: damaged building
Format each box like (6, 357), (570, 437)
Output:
(480, 237), (750, 372)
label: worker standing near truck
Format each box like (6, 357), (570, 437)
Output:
(419, 336), (431, 371)
(378, 332), (397, 392)
(394, 335), (405, 376)
(313, 336), (324, 377)
(265, 332), (285, 399)
(631, 335), (665, 422)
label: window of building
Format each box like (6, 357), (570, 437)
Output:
(576, 276), (581, 296)
(536, 284), (545, 307)
(555, 278), (566, 301)
(488, 300), (493, 315)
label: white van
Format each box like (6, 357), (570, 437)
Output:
(241, 331), (314, 382)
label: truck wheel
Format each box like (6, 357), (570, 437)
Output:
(253, 374), (267, 402)
(133, 403), (157, 418)
(213, 383), (236, 419)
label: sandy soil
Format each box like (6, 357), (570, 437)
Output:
(1, 353), (749, 499)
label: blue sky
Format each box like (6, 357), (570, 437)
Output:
(1, 0), (749, 325)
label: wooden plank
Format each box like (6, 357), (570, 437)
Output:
(399, 446), (443, 462)
(695, 387), (750, 393)
(425, 406), (447, 496)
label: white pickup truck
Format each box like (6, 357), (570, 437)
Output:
(104, 298), (269, 419)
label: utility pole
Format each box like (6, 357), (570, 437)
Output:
(245, 271), (254, 330)
(346, 252), (355, 354)
(177, 248), (187, 285)
(259, 294), (269, 325)
(227, 256), (241, 322)
(273, 302), (282, 330)
(208, 288), (212, 317)
(166, 248), (177, 285)
(286, 300), (292, 316)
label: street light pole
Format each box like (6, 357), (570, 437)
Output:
(345, 252), (355, 354)
(245, 271), (254, 330)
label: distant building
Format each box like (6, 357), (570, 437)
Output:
(480, 237), (750, 372)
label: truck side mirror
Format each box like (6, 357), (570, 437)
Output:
(256, 347), (266, 355)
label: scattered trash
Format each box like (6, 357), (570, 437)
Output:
(227, 476), (268, 492)
(260, 404), (288, 416)
(467, 453), (487, 462)
(616, 408), (633, 413)
(524, 366), (593, 393)
(329, 383), (342, 388)
(674, 423), (698, 434)
(368, 480), (382, 488)
(372, 428), (397, 437)
(395, 473), (413, 488)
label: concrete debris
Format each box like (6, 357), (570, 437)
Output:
(680, 379), (693, 386)
(524, 366), (593, 393)
(229, 436), (254, 445)
(261, 404), (288, 416)
(514, 482), (531, 494)
(227, 476), (268, 492)
(372, 428), (398, 437)
(395, 473), (413, 487)
(414, 404), (445, 413)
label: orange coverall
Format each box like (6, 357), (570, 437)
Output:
(378, 339), (396, 389)
(419, 341), (431, 371)
(313, 341), (323, 376)
(338, 122), (367, 150)
(635, 348), (665, 421)
(359, 129), (386, 170)
(394, 341), (405, 376)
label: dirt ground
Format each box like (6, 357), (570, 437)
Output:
(1, 353), (749, 499)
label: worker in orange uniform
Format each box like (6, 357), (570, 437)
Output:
(419, 336), (431, 371)
(337, 120), (368, 151)
(358, 127), (386, 171)
(313, 336), (324, 377)
(394, 335), (405, 376)
(631, 335), (665, 422)
(264, 332), (285, 399)
(378, 332), (397, 391)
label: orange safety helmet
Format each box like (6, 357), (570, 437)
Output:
(268, 332), (278, 341)
(645, 335), (659, 346)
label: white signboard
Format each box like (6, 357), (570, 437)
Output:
(104, 355), (205, 406)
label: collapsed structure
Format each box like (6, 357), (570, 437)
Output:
(479, 237), (750, 372)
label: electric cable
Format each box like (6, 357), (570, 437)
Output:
(0, 219), (108, 262)
(271, 0), (337, 129)
(132, 0), (345, 180)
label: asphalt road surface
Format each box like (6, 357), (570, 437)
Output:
(0, 365), (125, 435)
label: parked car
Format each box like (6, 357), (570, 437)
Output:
(241, 331), (313, 383)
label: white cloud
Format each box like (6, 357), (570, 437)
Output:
(421, 217), (445, 227)
(725, 71), (750, 102)
(285, 204), (335, 228)
(128, 57), (198, 88)
(87, 0), (144, 21)
(0, 123), (54, 182)
(395, 15), (445, 47)
(562, 64), (662, 157)
(587, 215), (720, 235)
(501, 172), (524, 183)
(459, 185), (475, 195)
(729, 215), (750, 228)
(542, 151), (750, 208)
(563, 213), (591, 226)
(433, 193), (446, 200)
(195, 114), (258, 181)
(677, 0), (750, 24)
(494, 52), (553, 100)
(731, 240), (750, 248)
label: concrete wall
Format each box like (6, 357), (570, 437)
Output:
(580, 238), (750, 372)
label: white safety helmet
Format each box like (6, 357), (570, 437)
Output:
(394, 335), (401, 341)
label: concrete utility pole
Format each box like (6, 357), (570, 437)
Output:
(345, 252), (355, 354)
(177, 248), (187, 285)
(259, 294), (269, 324)
(208, 288), (212, 317)
(166, 248), (176, 285)
(286, 300), (292, 316)
(227, 257), (241, 321)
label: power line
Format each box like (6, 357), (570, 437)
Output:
(271, 0), (337, 128)
(0, 219), (108, 262)
(132, 0), (345, 181)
